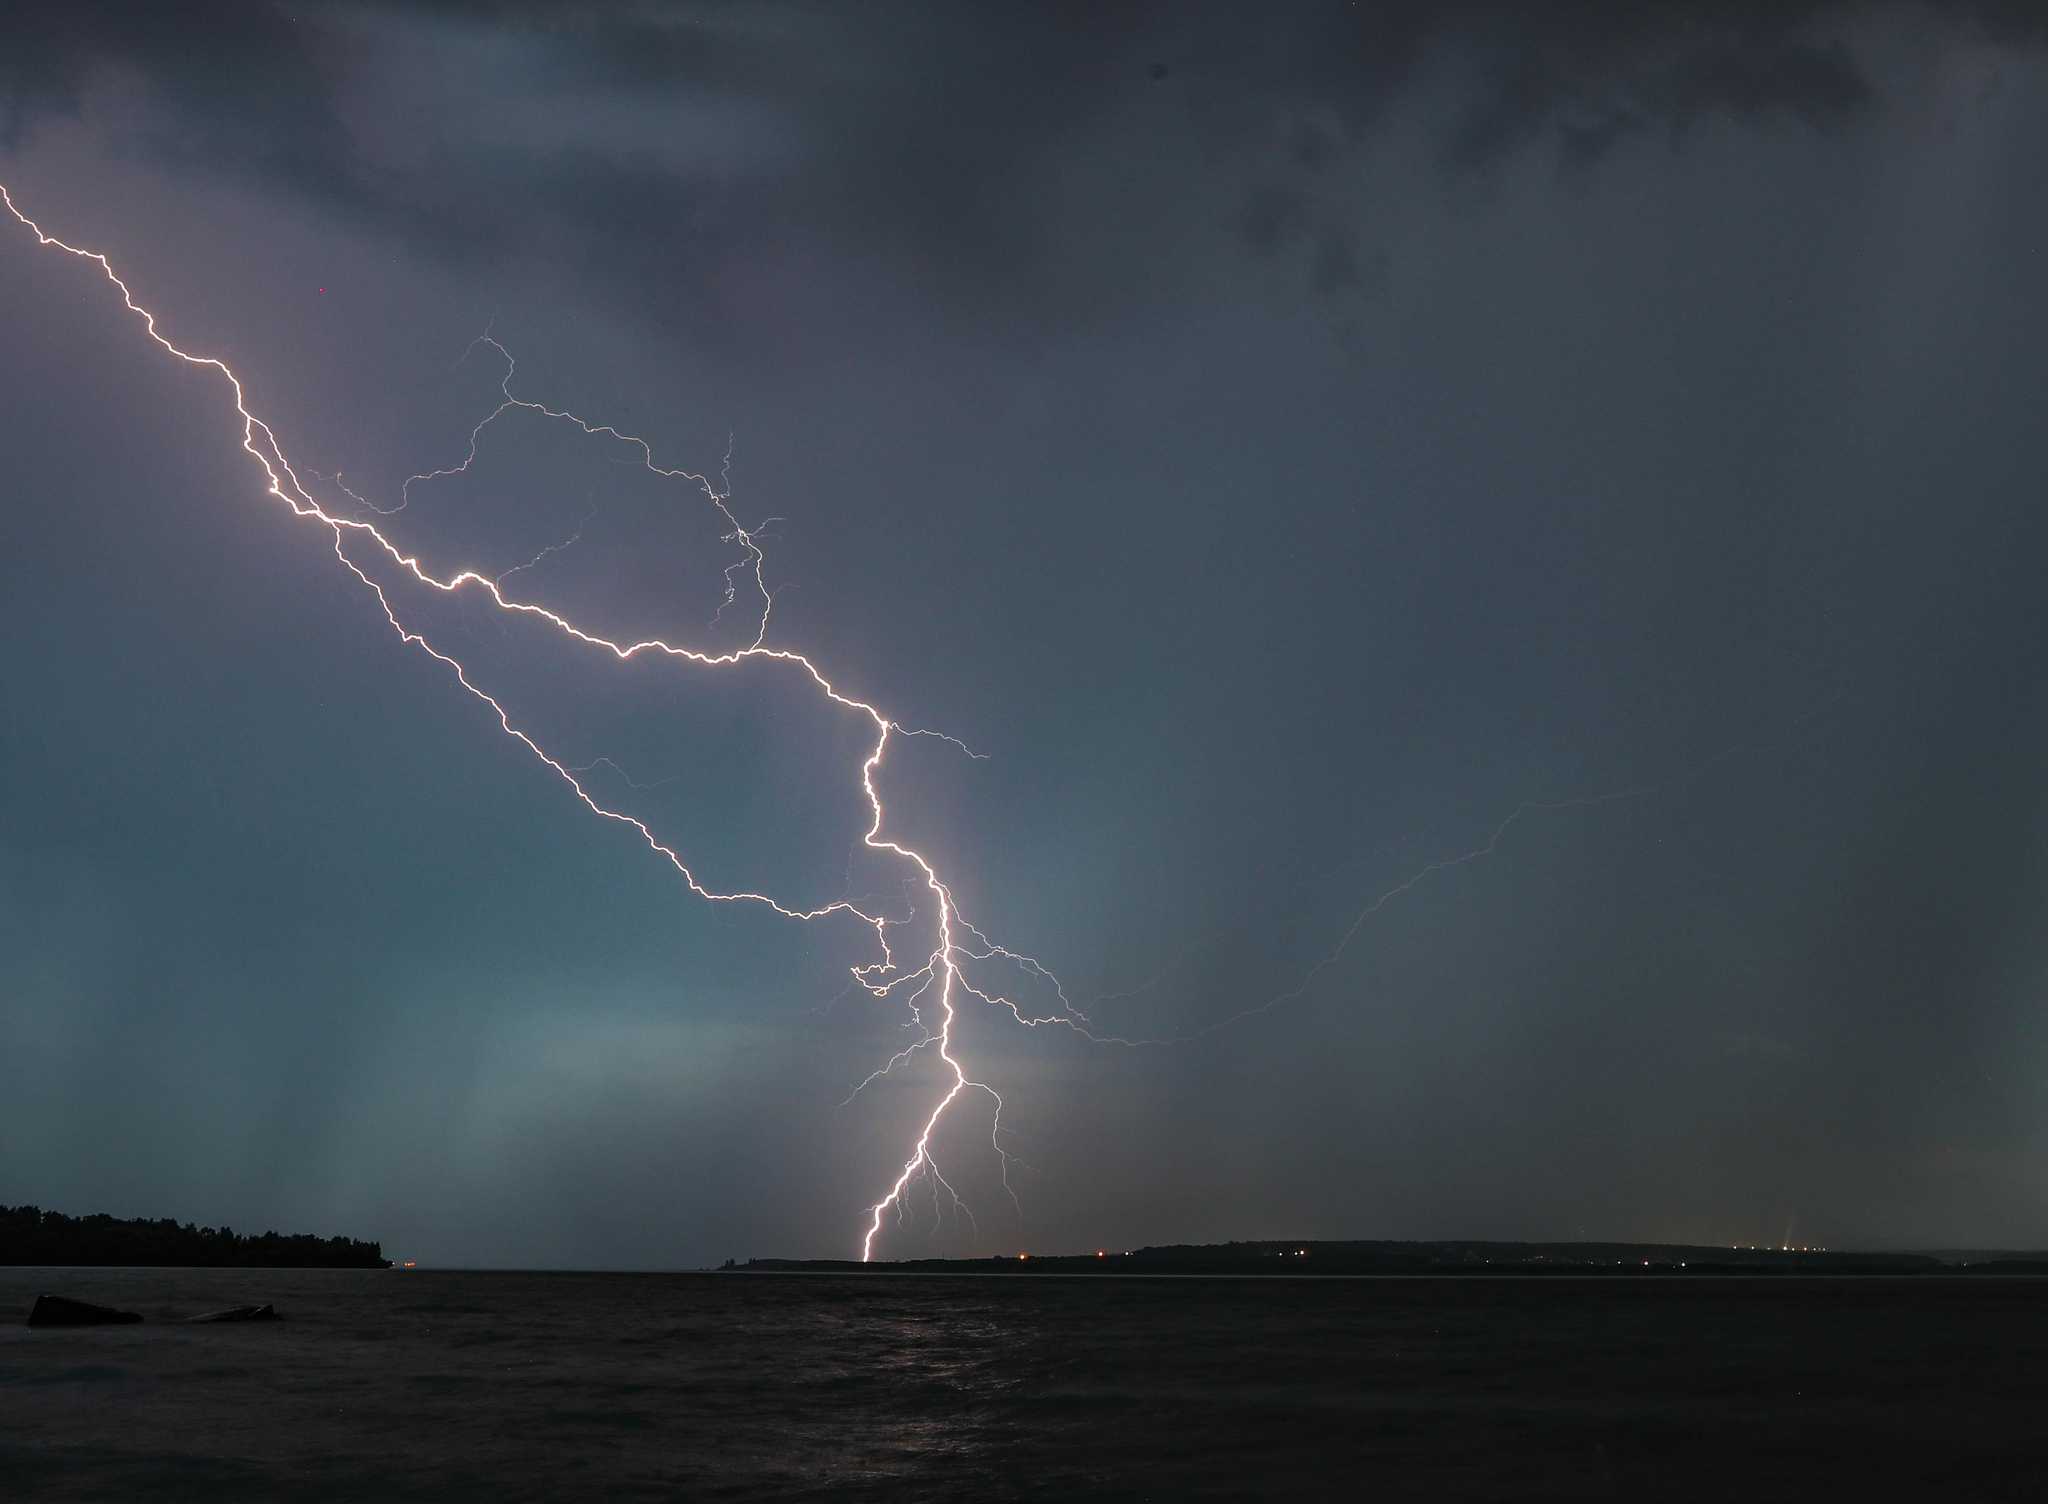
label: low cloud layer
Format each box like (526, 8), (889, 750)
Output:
(4, 2), (2042, 358)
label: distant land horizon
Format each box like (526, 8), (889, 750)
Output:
(14, 1207), (2048, 1275)
(726, 1239), (2048, 1277)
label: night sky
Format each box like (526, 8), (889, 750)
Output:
(3, 2), (2048, 1267)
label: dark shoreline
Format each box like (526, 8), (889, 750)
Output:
(1, 1206), (389, 1268)
(720, 1268), (2048, 1281)
(729, 1237), (2048, 1278)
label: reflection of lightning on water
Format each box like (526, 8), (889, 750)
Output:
(1, 184), (1824, 1259)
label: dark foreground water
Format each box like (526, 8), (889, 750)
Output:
(3, 1269), (2045, 1501)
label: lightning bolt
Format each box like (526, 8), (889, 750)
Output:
(0, 182), (1011, 1260)
(0, 183), (1829, 1261)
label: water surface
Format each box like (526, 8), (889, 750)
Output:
(3, 1268), (2044, 1499)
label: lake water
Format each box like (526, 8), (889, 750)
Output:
(3, 1268), (2045, 1500)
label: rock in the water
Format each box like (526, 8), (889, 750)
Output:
(26, 1294), (143, 1327)
(186, 1304), (280, 1323)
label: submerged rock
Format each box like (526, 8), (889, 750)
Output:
(26, 1294), (143, 1327)
(186, 1304), (280, 1323)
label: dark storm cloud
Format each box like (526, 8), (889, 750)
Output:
(8, 0), (2048, 1267)
(1, 1), (2043, 353)
(0, 2), (349, 180)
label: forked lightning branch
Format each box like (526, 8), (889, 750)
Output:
(0, 183), (1045, 1260)
(0, 184), (1752, 1258)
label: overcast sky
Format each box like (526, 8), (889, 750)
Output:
(3, 2), (2048, 1266)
